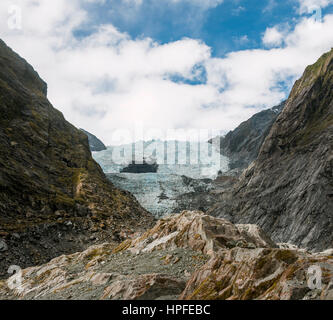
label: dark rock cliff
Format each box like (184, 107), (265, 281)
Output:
(209, 49), (333, 251)
(0, 40), (154, 277)
(177, 104), (285, 214)
(210, 102), (285, 174)
(80, 129), (107, 152)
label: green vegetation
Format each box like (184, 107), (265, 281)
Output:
(113, 239), (133, 254)
(297, 114), (333, 146)
(54, 193), (75, 207)
(291, 48), (333, 100)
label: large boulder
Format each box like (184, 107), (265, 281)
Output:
(118, 211), (276, 256)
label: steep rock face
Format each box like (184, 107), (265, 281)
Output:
(209, 49), (333, 251)
(177, 105), (285, 214)
(80, 129), (107, 152)
(0, 40), (154, 277)
(210, 102), (285, 174)
(0, 211), (332, 300)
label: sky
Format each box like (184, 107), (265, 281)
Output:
(1, 0), (333, 144)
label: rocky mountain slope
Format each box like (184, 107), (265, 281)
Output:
(209, 49), (333, 251)
(80, 129), (106, 152)
(1, 211), (332, 300)
(173, 175), (237, 213)
(173, 103), (286, 214)
(210, 102), (285, 174)
(0, 40), (154, 278)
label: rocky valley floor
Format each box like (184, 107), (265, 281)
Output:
(1, 211), (332, 300)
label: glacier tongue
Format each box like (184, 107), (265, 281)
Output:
(106, 173), (213, 218)
(93, 140), (229, 217)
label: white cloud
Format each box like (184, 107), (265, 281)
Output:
(262, 27), (285, 47)
(298, 0), (333, 13)
(0, 0), (333, 145)
(207, 15), (333, 112)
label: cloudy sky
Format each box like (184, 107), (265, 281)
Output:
(1, 0), (333, 144)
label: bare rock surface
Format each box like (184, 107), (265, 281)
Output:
(181, 247), (333, 300)
(124, 211), (276, 256)
(209, 49), (333, 251)
(210, 102), (285, 173)
(0, 39), (154, 278)
(0, 243), (207, 300)
(1, 211), (331, 300)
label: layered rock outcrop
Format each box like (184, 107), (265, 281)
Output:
(123, 211), (277, 256)
(1, 211), (331, 300)
(181, 247), (333, 300)
(209, 49), (333, 251)
(0, 40), (154, 277)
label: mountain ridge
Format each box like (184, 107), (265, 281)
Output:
(210, 102), (285, 174)
(80, 129), (107, 152)
(0, 39), (154, 277)
(209, 48), (333, 251)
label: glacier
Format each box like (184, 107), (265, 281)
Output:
(92, 140), (229, 217)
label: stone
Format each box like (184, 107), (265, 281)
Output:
(236, 224), (278, 249)
(102, 274), (186, 300)
(121, 211), (275, 257)
(0, 211), (332, 301)
(209, 49), (333, 251)
(209, 101), (285, 173)
(180, 247), (333, 300)
(0, 39), (155, 277)
(0, 240), (8, 252)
